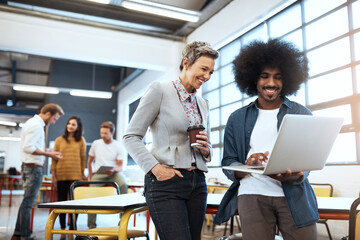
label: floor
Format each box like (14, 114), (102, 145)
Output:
(0, 190), (348, 240)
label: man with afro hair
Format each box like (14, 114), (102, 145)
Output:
(214, 39), (318, 240)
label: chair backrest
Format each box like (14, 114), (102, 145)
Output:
(69, 181), (120, 231)
(310, 183), (333, 197)
(356, 212), (360, 240)
(349, 197), (360, 240)
(70, 181), (120, 200)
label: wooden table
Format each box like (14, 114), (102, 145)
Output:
(206, 194), (358, 220)
(38, 193), (148, 240)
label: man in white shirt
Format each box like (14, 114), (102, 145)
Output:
(12, 103), (64, 240)
(87, 121), (128, 229)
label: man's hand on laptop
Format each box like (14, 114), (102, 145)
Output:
(269, 170), (303, 182)
(246, 151), (269, 166)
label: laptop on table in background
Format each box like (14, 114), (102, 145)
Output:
(223, 114), (344, 175)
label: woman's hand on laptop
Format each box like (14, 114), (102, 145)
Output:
(269, 170), (303, 182)
(246, 151), (269, 166)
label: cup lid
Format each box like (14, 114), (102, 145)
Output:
(187, 124), (205, 131)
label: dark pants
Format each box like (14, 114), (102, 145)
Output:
(238, 195), (317, 240)
(57, 180), (77, 230)
(144, 169), (207, 240)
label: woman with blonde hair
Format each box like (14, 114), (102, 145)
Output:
(123, 41), (219, 240)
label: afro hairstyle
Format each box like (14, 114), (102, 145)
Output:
(232, 39), (309, 97)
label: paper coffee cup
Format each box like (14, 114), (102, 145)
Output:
(187, 125), (205, 147)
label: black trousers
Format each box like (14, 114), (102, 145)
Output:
(144, 169), (207, 240)
(57, 180), (78, 229)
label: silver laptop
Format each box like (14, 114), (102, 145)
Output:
(223, 114), (344, 175)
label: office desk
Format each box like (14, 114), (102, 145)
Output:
(206, 194), (358, 220)
(38, 193), (148, 240)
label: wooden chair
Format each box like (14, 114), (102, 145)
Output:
(70, 181), (149, 240)
(311, 183), (334, 240)
(349, 197), (360, 240)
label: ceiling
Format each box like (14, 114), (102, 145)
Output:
(0, 0), (232, 126)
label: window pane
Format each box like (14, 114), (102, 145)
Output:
(312, 104), (352, 125)
(220, 64), (234, 85)
(208, 147), (221, 167)
(356, 65), (360, 93)
(326, 132), (356, 163)
(281, 30), (303, 51)
(221, 101), (242, 125)
(305, 8), (348, 49)
(307, 38), (351, 76)
(214, 57), (220, 71)
(353, 1), (360, 29)
(209, 109), (220, 128)
(304, 0), (346, 22)
(287, 83), (306, 106)
(268, 4), (302, 38)
(308, 68), (352, 104)
(205, 90), (219, 109)
(221, 82), (242, 105)
(203, 70), (219, 93)
(355, 32), (360, 61)
(210, 130), (220, 145)
(242, 24), (266, 46)
(220, 40), (241, 66)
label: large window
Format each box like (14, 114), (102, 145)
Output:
(203, 0), (360, 166)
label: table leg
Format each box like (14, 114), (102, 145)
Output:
(9, 177), (17, 206)
(45, 210), (59, 240)
(118, 209), (133, 240)
(0, 177), (4, 206)
(30, 207), (35, 232)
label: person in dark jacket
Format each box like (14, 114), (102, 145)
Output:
(214, 39), (319, 240)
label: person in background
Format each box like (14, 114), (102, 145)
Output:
(123, 41), (219, 240)
(214, 39), (318, 240)
(87, 121), (127, 229)
(51, 116), (86, 240)
(12, 103), (64, 240)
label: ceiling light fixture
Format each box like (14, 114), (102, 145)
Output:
(70, 89), (112, 99)
(13, 84), (60, 94)
(0, 120), (17, 127)
(121, 0), (201, 22)
(5, 83), (112, 99)
(0, 136), (21, 141)
(87, 0), (111, 4)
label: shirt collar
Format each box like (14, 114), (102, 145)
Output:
(173, 78), (197, 102)
(34, 114), (46, 127)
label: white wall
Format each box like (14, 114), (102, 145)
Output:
(0, 11), (181, 71)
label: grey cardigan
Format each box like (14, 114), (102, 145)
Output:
(123, 81), (211, 174)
